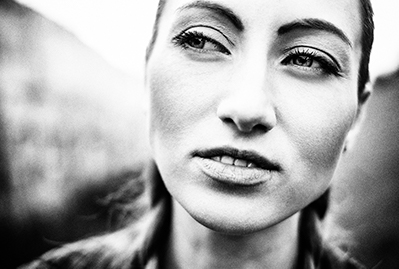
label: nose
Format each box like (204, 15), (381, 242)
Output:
(216, 67), (277, 134)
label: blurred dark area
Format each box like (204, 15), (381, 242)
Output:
(0, 0), (148, 268)
(0, 0), (398, 268)
(329, 68), (399, 269)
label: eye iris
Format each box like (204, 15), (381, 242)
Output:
(294, 55), (313, 67)
(188, 37), (205, 49)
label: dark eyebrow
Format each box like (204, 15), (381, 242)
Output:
(278, 18), (352, 47)
(178, 1), (244, 32)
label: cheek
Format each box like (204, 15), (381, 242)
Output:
(281, 80), (358, 175)
(149, 65), (187, 142)
(272, 79), (358, 212)
(147, 54), (221, 150)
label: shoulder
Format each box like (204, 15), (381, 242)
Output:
(319, 243), (366, 269)
(19, 227), (141, 269)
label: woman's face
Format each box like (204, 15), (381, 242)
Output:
(146, 0), (363, 234)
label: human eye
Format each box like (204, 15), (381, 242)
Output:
(281, 47), (342, 77)
(172, 26), (232, 55)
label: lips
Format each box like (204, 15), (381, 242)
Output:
(211, 156), (257, 168)
(193, 147), (281, 186)
(194, 147), (281, 171)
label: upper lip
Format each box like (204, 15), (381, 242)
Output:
(193, 146), (281, 171)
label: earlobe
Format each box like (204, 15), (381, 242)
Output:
(343, 82), (372, 153)
(343, 116), (362, 153)
(343, 127), (358, 153)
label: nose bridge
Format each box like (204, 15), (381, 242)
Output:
(242, 61), (269, 97)
(217, 54), (277, 133)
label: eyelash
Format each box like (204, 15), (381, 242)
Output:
(172, 30), (231, 55)
(281, 47), (342, 77)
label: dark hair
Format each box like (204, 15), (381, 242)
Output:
(146, 0), (374, 101)
(358, 0), (374, 102)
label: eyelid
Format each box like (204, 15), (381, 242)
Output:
(281, 46), (343, 77)
(174, 31), (231, 55)
(176, 25), (235, 47)
(283, 45), (341, 70)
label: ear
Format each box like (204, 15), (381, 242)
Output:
(343, 82), (372, 152)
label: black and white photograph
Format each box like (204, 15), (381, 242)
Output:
(0, 0), (398, 268)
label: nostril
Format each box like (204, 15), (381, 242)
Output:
(220, 115), (271, 134)
(251, 123), (270, 133)
(217, 95), (277, 134)
(220, 117), (235, 126)
(235, 119), (271, 133)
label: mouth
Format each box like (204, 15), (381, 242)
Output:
(192, 147), (281, 186)
(193, 147), (281, 171)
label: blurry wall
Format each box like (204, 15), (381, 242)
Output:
(0, 0), (149, 267)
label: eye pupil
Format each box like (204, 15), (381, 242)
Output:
(188, 37), (205, 49)
(294, 55), (313, 67)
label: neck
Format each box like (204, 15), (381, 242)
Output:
(163, 199), (300, 269)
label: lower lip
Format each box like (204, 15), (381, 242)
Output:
(194, 157), (273, 186)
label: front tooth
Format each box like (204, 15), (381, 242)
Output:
(233, 159), (247, 167)
(247, 162), (257, 168)
(212, 156), (221, 162)
(220, 155), (234, 165)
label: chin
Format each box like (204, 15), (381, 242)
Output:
(197, 217), (269, 236)
(182, 198), (294, 236)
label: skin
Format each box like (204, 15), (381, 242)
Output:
(145, 0), (366, 268)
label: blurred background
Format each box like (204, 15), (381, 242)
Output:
(0, 0), (398, 268)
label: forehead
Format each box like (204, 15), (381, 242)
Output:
(159, 0), (362, 48)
